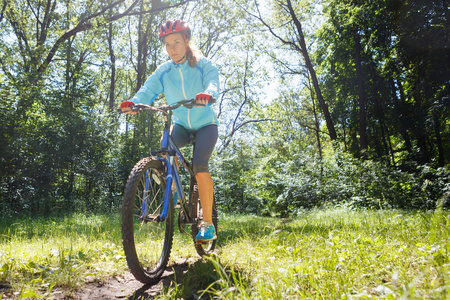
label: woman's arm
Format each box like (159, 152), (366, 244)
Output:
(130, 63), (167, 105)
(200, 58), (220, 100)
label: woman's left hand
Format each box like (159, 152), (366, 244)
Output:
(195, 92), (212, 107)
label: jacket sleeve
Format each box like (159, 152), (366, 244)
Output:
(130, 65), (165, 105)
(201, 58), (220, 100)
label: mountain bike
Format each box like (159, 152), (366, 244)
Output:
(119, 99), (218, 284)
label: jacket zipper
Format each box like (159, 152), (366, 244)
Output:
(178, 68), (193, 129)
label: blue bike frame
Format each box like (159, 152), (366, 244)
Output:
(144, 125), (195, 221)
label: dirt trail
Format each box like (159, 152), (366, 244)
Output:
(64, 271), (163, 300)
(63, 261), (192, 300)
(1, 259), (192, 300)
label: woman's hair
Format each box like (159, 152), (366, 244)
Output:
(186, 43), (203, 68)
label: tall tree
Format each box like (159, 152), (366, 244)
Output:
(316, 0), (449, 165)
(107, 6), (116, 111)
(351, 0), (368, 159)
(253, 0), (337, 141)
(394, 0), (450, 164)
(1, 0), (189, 113)
(0, 0), (191, 214)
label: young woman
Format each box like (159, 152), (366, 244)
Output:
(120, 19), (219, 242)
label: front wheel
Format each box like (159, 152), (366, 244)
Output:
(121, 157), (174, 284)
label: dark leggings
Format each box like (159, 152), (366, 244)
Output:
(170, 124), (218, 174)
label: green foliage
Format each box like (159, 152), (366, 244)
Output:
(1, 0), (449, 222)
(315, 0), (450, 164)
(211, 144), (267, 215)
(249, 148), (450, 216)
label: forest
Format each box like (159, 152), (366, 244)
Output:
(0, 0), (449, 217)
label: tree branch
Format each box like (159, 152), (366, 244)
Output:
(231, 51), (250, 134)
(218, 118), (276, 154)
(38, 0), (56, 47)
(0, 57), (16, 82)
(34, 0), (191, 83)
(247, 0), (303, 54)
(0, 0), (6, 22)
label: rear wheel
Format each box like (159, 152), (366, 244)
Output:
(191, 183), (218, 256)
(121, 157), (174, 284)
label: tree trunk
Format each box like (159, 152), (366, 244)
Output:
(136, 5), (155, 92)
(368, 62), (396, 166)
(433, 113), (445, 167)
(413, 87), (429, 163)
(308, 76), (323, 173)
(136, 4), (146, 91)
(352, 25), (368, 160)
(395, 77), (413, 154)
(108, 8), (116, 111)
(286, 0), (337, 141)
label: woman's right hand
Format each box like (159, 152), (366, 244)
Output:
(119, 101), (137, 114)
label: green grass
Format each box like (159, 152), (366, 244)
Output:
(1, 209), (450, 299)
(161, 209), (450, 299)
(0, 214), (127, 299)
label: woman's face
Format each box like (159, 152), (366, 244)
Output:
(163, 33), (187, 64)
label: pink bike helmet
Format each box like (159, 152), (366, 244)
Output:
(159, 19), (191, 42)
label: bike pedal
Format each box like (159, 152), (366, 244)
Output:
(145, 214), (161, 223)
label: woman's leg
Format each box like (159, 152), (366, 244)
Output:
(170, 124), (191, 197)
(170, 124), (190, 148)
(196, 172), (214, 224)
(192, 125), (218, 236)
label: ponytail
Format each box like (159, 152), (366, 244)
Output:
(186, 44), (202, 68)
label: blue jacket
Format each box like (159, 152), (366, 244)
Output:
(131, 57), (219, 131)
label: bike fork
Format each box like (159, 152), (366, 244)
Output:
(139, 170), (151, 221)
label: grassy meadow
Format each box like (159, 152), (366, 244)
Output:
(1, 209), (450, 299)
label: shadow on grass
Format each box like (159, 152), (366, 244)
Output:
(125, 217), (356, 299)
(127, 257), (248, 299)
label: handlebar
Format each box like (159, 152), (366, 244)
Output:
(117, 97), (216, 115)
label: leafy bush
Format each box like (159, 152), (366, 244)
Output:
(228, 149), (450, 216)
(211, 153), (267, 214)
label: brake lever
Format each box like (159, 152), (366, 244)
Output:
(134, 103), (151, 109)
(184, 104), (196, 109)
(117, 108), (136, 115)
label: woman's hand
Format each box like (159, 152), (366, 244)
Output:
(119, 101), (137, 114)
(195, 92), (212, 107)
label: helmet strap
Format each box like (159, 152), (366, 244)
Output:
(175, 55), (186, 63)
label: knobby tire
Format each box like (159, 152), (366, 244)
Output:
(121, 157), (174, 284)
